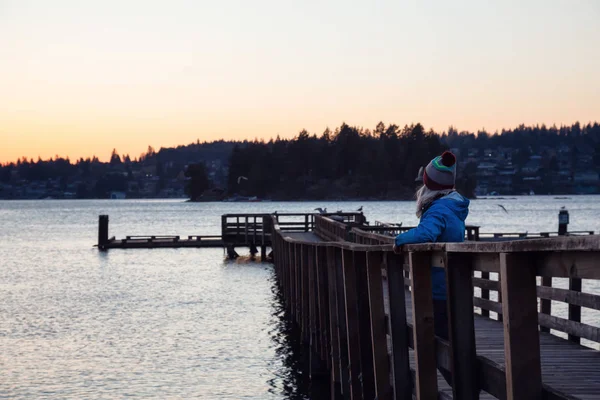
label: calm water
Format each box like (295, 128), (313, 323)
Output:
(1, 196), (599, 398)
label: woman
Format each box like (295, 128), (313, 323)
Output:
(392, 151), (470, 383)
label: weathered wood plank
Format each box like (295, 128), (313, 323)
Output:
(473, 297), (503, 315)
(335, 247), (351, 398)
(366, 251), (392, 400)
(536, 284), (600, 310)
(386, 252), (412, 400)
(341, 249), (363, 400)
(538, 313), (600, 343)
(316, 246), (331, 370)
(446, 253), (479, 399)
(326, 246), (342, 396)
(354, 251), (376, 400)
(534, 251), (600, 279)
(568, 278), (582, 344)
(540, 277), (552, 333)
(473, 276), (499, 291)
(480, 271), (491, 318)
(409, 251), (438, 400)
(302, 244), (310, 344)
(500, 253), (542, 400)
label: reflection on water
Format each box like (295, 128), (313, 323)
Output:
(267, 273), (331, 400)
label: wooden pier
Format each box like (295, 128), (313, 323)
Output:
(95, 209), (600, 398)
(96, 212), (365, 252)
(272, 214), (600, 400)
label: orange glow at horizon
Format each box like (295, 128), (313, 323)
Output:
(1, 0), (599, 163)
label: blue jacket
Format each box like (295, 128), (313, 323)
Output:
(394, 191), (470, 300)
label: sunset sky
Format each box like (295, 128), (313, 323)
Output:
(1, 0), (599, 163)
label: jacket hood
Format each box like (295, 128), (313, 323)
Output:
(434, 191), (470, 221)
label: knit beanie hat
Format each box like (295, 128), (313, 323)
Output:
(422, 151), (457, 190)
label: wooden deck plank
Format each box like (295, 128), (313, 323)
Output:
(401, 288), (600, 399)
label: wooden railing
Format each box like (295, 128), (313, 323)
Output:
(222, 212), (365, 245)
(271, 215), (600, 399)
(355, 224), (482, 241)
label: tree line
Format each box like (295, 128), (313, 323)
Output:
(2, 121), (599, 199)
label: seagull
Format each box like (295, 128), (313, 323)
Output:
(497, 204), (508, 213)
(357, 206), (363, 212)
(314, 207), (327, 214)
(237, 176), (248, 184)
(336, 209), (343, 213)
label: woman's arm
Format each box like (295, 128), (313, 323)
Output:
(394, 208), (446, 247)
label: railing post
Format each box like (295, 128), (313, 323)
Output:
(295, 243), (302, 325)
(500, 253), (542, 400)
(364, 251), (390, 400)
(302, 244), (310, 344)
(289, 242), (296, 320)
(354, 251), (376, 400)
(480, 271), (490, 318)
(308, 245), (327, 378)
(568, 278), (582, 343)
(98, 215), (109, 250)
(335, 248), (351, 397)
(539, 277), (552, 333)
(341, 249), (363, 400)
(221, 215), (227, 241)
(316, 246), (331, 371)
(409, 251), (438, 400)
(446, 253), (479, 399)
(327, 247), (343, 398)
(386, 252), (411, 400)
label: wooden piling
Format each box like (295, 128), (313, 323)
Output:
(98, 215), (109, 250)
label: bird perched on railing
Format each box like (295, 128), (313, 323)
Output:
(314, 207), (327, 214)
(357, 206), (363, 212)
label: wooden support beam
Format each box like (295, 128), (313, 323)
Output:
(500, 253), (542, 400)
(316, 246), (331, 371)
(386, 252), (411, 400)
(98, 215), (109, 249)
(480, 271), (490, 318)
(308, 245), (327, 378)
(367, 251), (392, 400)
(354, 251), (376, 400)
(295, 243), (302, 325)
(326, 247), (342, 398)
(446, 253), (479, 400)
(308, 246), (318, 352)
(341, 249), (363, 400)
(540, 277), (552, 333)
(568, 278), (582, 343)
(302, 244), (310, 344)
(335, 248), (351, 398)
(409, 251), (438, 400)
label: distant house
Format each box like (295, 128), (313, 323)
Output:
(574, 172), (599, 184)
(110, 191), (126, 199)
(522, 160), (541, 175)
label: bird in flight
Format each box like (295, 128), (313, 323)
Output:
(314, 207), (327, 214)
(237, 176), (248, 184)
(497, 204), (508, 213)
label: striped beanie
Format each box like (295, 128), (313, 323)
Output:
(423, 151), (457, 190)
